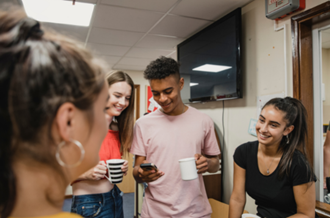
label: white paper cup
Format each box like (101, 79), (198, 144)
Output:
(179, 157), (198, 181)
(241, 214), (261, 218)
(105, 159), (125, 184)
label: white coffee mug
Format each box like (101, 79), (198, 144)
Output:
(179, 157), (198, 181)
(241, 214), (261, 218)
(325, 194), (330, 204)
(105, 159), (125, 184)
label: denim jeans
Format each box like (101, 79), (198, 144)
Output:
(71, 185), (123, 218)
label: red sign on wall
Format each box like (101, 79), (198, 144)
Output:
(146, 86), (158, 113)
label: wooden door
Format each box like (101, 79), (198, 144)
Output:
(117, 153), (135, 193)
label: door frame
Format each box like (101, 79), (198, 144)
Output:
(133, 84), (140, 218)
(292, 1), (330, 166)
(291, 1), (330, 210)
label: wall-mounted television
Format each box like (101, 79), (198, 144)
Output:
(178, 8), (242, 103)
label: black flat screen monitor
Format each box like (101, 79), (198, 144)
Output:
(178, 8), (242, 103)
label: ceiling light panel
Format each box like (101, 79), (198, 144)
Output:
(76, 0), (97, 3)
(22, 0), (95, 26)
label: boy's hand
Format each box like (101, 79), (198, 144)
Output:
(195, 154), (209, 174)
(138, 160), (164, 183)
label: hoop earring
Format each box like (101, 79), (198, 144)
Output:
(56, 139), (85, 168)
(286, 135), (290, 144)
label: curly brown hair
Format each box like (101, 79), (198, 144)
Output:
(144, 56), (180, 81)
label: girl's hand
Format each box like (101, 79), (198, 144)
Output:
(122, 160), (129, 176)
(85, 161), (107, 180)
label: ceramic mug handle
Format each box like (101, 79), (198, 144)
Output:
(105, 171), (112, 183)
(324, 195), (330, 203)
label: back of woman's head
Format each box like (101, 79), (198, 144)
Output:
(107, 71), (135, 155)
(263, 97), (313, 180)
(0, 6), (106, 217)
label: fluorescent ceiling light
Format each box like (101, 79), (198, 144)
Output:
(190, 83), (199, 87)
(22, 0), (95, 27)
(193, 64), (232, 73)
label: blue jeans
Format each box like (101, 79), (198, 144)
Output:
(71, 185), (123, 218)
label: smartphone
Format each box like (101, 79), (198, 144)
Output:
(140, 163), (158, 171)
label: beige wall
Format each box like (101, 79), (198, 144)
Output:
(323, 48), (330, 124)
(124, 70), (150, 118)
(208, 0), (328, 213)
(122, 0), (329, 214)
(193, 0), (328, 214)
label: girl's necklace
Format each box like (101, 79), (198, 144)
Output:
(266, 158), (275, 174)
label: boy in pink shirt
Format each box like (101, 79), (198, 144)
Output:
(130, 56), (220, 218)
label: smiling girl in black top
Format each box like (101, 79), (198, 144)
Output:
(229, 97), (316, 218)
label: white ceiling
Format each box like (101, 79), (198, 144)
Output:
(11, 0), (254, 71)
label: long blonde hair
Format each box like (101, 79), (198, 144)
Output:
(107, 71), (135, 156)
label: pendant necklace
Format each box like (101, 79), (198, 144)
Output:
(266, 157), (275, 174)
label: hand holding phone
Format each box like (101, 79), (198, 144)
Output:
(140, 163), (158, 172)
(137, 161), (164, 183)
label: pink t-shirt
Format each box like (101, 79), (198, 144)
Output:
(130, 106), (220, 218)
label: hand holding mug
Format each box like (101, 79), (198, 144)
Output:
(105, 159), (126, 184)
(195, 154), (209, 174)
(121, 160), (128, 176)
(85, 161), (107, 180)
(138, 160), (164, 183)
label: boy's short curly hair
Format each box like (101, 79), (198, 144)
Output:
(144, 56), (180, 81)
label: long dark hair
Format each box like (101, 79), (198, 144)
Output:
(263, 97), (314, 182)
(107, 71), (135, 156)
(0, 6), (105, 217)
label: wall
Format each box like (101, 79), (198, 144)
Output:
(124, 70), (150, 118)
(121, 0), (329, 214)
(189, 0), (329, 214)
(323, 48), (330, 125)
